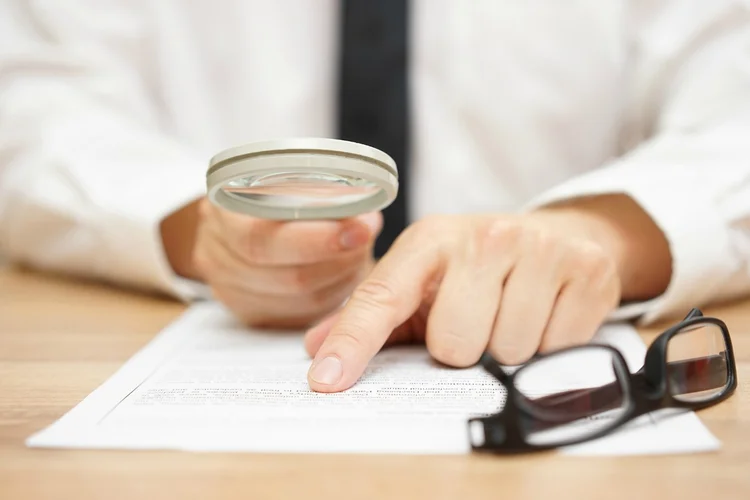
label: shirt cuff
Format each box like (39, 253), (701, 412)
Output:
(523, 161), (737, 325)
(85, 149), (213, 302)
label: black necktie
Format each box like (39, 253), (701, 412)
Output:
(337, 0), (410, 258)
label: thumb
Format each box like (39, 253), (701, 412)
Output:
(355, 211), (383, 242)
(304, 311), (342, 358)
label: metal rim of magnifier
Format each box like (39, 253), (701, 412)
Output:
(206, 138), (399, 220)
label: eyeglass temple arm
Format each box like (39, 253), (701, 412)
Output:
(522, 353), (727, 426)
(684, 308), (704, 320)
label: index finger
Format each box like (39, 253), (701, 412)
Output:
(306, 225), (444, 392)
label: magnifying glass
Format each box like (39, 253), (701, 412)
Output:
(206, 138), (399, 220)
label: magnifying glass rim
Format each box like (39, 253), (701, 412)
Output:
(206, 137), (399, 220)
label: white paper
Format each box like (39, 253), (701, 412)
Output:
(26, 302), (721, 455)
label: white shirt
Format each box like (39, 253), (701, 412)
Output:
(2, 0), (750, 324)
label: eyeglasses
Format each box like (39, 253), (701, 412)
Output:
(468, 308), (738, 453)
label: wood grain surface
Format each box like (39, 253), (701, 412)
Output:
(1, 266), (749, 500)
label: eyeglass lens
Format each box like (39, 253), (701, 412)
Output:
(667, 323), (730, 403)
(513, 347), (629, 446)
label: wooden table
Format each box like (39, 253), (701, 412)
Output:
(1, 266), (749, 500)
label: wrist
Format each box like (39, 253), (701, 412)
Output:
(159, 198), (203, 281)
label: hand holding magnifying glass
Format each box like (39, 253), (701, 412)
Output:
(196, 138), (395, 328)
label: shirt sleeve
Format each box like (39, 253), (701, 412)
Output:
(0, 1), (211, 300)
(525, 1), (750, 325)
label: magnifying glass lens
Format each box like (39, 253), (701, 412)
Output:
(222, 171), (381, 208)
(207, 138), (398, 219)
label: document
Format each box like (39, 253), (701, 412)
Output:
(26, 302), (720, 455)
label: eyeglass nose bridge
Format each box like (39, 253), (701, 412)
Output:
(630, 368), (664, 401)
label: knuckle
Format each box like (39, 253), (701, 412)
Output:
(283, 266), (315, 294)
(533, 231), (562, 257)
(350, 278), (400, 311)
(575, 242), (615, 280)
(327, 323), (372, 353)
(485, 218), (524, 245)
(467, 218), (525, 263)
(243, 238), (266, 264)
(237, 221), (266, 263)
(197, 197), (213, 219)
(477, 218), (525, 254)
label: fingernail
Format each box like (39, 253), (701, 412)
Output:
(339, 225), (369, 250)
(358, 212), (381, 234)
(310, 356), (343, 385)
